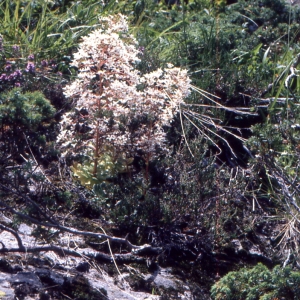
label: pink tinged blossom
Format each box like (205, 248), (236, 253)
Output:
(58, 14), (191, 158)
(14, 69), (22, 77)
(12, 45), (20, 52)
(25, 62), (35, 74)
(41, 60), (48, 67)
(5, 63), (12, 71)
(0, 74), (7, 81)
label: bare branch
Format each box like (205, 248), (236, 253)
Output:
(0, 195), (159, 252)
(0, 224), (25, 251)
(0, 240), (159, 263)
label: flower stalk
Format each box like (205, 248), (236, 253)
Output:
(57, 14), (191, 184)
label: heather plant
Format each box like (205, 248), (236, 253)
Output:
(0, 0), (112, 95)
(0, 44), (63, 93)
(159, 137), (217, 222)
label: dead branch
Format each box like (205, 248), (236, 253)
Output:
(0, 195), (162, 255)
(0, 200), (142, 250)
(0, 224), (25, 251)
(0, 239), (155, 264)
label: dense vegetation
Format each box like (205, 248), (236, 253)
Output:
(2, 0), (300, 298)
(211, 263), (300, 300)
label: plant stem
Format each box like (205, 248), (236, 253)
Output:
(93, 80), (104, 177)
(93, 121), (100, 177)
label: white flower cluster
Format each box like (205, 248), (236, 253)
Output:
(58, 14), (190, 158)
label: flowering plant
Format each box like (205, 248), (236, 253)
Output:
(0, 35), (63, 94)
(58, 14), (190, 182)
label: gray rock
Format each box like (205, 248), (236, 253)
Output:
(0, 273), (15, 300)
(18, 224), (33, 235)
(153, 273), (177, 289)
(35, 268), (64, 286)
(9, 272), (42, 289)
(0, 214), (12, 225)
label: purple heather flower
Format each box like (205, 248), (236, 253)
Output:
(14, 69), (22, 77)
(4, 63), (12, 72)
(15, 82), (21, 87)
(25, 62), (35, 74)
(49, 60), (57, 69)
(28, 54), (34, 61)
(57, 71), (62, 76)
(41, 60), (48, 67)
(12, 45), (20, 52)
(138, 46), (145, 53)
(6, 70), (23, 82)
(0, 73), (7, 81)
(7, 74), (14, 81)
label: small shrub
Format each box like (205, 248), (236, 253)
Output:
(0, 88), (55, 156)
(211, 263), (300, 300)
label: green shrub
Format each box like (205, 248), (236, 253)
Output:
(0, 88), (55, 156)
(0, 88), (54, 128)
(211, 263), (300, 300)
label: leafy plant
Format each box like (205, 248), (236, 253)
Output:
(211, 263), (300, 300)
(71, 146), (133, 188)
(0, 88), (55, 156)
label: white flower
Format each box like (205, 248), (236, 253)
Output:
(58, 14), (191, 159)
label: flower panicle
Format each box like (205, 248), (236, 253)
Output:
(59, 14), (191, 158)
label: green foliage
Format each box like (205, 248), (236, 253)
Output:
(0, 0), (106, 58)
(0, 0), (114, 96)
(0, 88), (55, 155)
(122, 0), (300, 164)
(130, 0), (298, 79)
(0, 88), (54, 129)
(71, 148), (133, 189)
(211, 263), (300, 300)
(85, 136), (221, 225)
